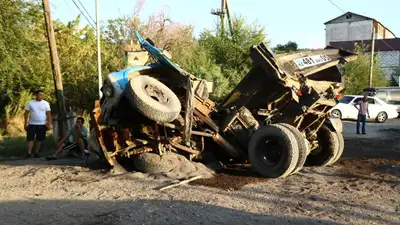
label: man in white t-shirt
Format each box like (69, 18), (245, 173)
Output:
(24, 90), (52, 158)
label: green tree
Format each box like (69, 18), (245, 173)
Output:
(0, 0), (124, 114)
(54, 17), (123, 110)
(194, 16), (268, 99)
(388, 67), (400, 86)
(342, 44), (388, 94)
(273, 41), (298, 54)
(0, 0), (52, 108)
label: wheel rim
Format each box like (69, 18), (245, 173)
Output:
(256, 138), (283, 166)
(145, 84), (169, 103)
(378, 113), (386, 122)
(332, 110), (340, 118)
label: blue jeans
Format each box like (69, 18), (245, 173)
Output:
(356, 114), (366, 133)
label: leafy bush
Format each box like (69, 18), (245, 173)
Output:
(342, 44), (388, 94)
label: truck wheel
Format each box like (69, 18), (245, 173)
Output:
(127, 75), (181, 123)
(306, 125), (339, 167)
(328, 131), (344, 165)
(248, 125), (299, 178)
(278, 123), (309, 174)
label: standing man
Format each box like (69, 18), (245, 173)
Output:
(354, 95), (370, 135)
(24, 90), (52, 158)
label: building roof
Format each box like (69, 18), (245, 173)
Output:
(324, 12), (396, 37)
(329, 38), (400, 52)
(324, 12), (373, 24)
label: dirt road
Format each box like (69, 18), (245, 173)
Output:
(0, 120), (399, 225)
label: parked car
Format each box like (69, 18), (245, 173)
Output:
(330, 95), (398, 123)
(362, 87), (400, 115)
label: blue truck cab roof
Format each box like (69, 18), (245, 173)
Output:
(110, 32), (185, 90)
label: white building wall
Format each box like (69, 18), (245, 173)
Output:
(326, 20), (373, 45)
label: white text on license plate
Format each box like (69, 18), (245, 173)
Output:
(293, 55), (331, 69)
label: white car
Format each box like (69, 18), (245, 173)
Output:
(330, 95), (398, 123)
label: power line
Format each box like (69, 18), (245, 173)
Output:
(326, 0), (396, 51)
(77, 0), (96, 25)
(116, 0), (122, 16)
(71, 0), (96, 29)
(327, 0), (342, 13)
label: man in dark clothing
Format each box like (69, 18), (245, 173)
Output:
(354, 95), (370, 134)
(46, 117), (88, 160)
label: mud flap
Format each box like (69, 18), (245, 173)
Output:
(325, 117), (343, 133)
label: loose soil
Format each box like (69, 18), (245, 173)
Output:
(0, 122), (399, 225)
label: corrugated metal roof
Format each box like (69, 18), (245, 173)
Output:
(329, 38), (400, 52)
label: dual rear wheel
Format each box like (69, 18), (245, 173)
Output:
(248, 123), (344, 178)
(247, 124), (308, 178)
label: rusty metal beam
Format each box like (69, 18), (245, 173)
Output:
(193, 109), (219, 132)
(212, 133), (246, 159)
(169, 141), (200, 155)
(191, 130), (214, 137)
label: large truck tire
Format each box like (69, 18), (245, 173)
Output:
(127, 75), (181, 123)
(278, 123), (309, 174)
(327, 131), (344, 165)
(248, 125), (299, 178)
(306, 125), (339, 167)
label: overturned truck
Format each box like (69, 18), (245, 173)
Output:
(91, 32), (357, 178)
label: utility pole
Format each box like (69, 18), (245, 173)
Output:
(225, 0), (234, 36)
(96, 0), (103, 98)
(220, 0), (226, 35)
(369, 27), (376, 88)
(211, 0), (226, 36)
(42, 0), (67, 138)
(211, 0), (233, 36)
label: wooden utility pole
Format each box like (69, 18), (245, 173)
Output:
(220, 0), (226, 35)
(211, 0), (234, 36)
(96, 0), (103, 98)
(369, 27), (376, 88)
(225, 0), (234, 36)
(42, 0), (67, 137)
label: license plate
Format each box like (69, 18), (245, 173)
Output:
(293, 55), (331, 69)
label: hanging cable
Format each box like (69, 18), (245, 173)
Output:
(71, 0), (96, 29)
(77, 0), (96, 25)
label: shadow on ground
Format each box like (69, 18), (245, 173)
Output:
(0, 199), (343, 225)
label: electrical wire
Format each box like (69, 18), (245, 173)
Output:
(77, 0), (96, 25)
(71, 0), (96, 29)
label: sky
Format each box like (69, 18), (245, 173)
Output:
(51, 0), (399, 49)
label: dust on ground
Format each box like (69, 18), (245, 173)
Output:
(0, 121), (399, 225)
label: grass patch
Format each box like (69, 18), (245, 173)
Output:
(0, 135), (55, 160)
